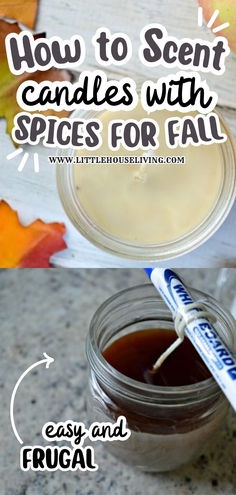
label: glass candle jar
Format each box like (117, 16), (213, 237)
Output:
(57, 107), (236, 261)
(86, 284), (236, 472)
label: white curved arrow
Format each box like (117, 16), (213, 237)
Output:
(10, 353), (54, 445)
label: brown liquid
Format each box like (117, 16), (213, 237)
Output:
(103, 328), (211, 387)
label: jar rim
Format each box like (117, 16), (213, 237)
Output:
(57, 108), (236, 261)
(86, 283), (235, 404)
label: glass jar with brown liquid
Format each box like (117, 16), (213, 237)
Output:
(86, 284), (236, 472)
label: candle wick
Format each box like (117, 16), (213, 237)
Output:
(151, 302), (216, 373)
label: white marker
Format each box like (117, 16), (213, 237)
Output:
(10, 353), (54, 444)
(145, 268), (236, 412)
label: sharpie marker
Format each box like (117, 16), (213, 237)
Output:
(145, 268), (236, 412)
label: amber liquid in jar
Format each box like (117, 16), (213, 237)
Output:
(103, 328), (211, 386)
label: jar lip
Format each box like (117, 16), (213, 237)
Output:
(87, 283), (227, 400)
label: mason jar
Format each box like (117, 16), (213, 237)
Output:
(86, 284), (236, 472)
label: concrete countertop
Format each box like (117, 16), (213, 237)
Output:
(0, 268), (236, 495)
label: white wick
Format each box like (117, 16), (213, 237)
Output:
(134, 150), (155, 181)
(152, 303), (216, 371)
(152, 336), (183, 371)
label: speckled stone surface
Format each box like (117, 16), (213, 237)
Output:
(0, 268), (236, 495)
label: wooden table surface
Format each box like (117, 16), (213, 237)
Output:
(0, 0), (236, 267)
